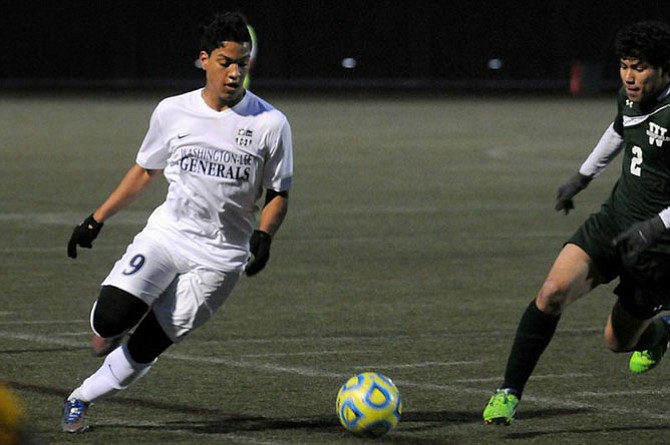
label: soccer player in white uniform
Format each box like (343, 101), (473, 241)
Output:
(62, 12), (293, 433)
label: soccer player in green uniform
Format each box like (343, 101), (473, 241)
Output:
(483, 20), (670, 425)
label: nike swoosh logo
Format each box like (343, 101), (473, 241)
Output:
(177, 133), (189, 139)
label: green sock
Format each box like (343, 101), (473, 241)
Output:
(502, 300), (561, 399)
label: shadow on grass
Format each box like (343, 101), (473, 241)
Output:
(106, 406), (592, 437)
(505, 423), (670, 439)
(119, 414), (467, 445)
(7, 381), (606, 443)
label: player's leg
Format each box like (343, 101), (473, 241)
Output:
(605, 300), (657, 353)
(605, 301), (670, 374)
(151, 266), (242, 343)
(63, 266), (241, 431)
(605, 265), (670, 373)
(89, 285), (150, 357)
(483, 243), (599, 425)
(68, 309), (172, 403)
(62, 309), (172, 434)
(126, 308), (174, 363)
(62, 341), (159, 432)
(63, 231), (177, 433)
(63, 307), (174, 433)
(627, 314), (670, 373)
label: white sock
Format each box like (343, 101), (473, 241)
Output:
(67, 344), (156, 403)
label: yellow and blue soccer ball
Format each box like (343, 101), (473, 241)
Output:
(336, 372), (402, 438)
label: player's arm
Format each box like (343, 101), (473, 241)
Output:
(245, 189), (289, 276)
(67, 164), (161, 258)
(92, 164), (161, 223)
(577, 119), (625, 177)
(555, 119), (625, 214)
(257, 189), (289, 236)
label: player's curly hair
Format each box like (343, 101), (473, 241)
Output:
(199, 12), (251, 55)
(615, 20), (670, 70)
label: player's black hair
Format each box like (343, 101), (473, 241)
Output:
(615, 20), (670, 71)
(199, 11), (251, 55)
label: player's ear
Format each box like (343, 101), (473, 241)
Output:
(199, 51), (210, 70)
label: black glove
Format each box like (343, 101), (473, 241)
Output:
(67, 214), (104, 259)
(555, 172), (592, 214)
(613, 215), (666, 258)
(245, 230), (272, 276)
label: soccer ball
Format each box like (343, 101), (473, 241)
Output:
(336, 372), (402, 438)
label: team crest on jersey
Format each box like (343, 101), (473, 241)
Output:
(647, 122), (670, 147)
(235, 128), (254, 147)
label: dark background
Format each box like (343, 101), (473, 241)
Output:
(2, 0), (669, 92)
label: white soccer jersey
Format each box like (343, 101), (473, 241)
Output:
(135, 88), (293, 271)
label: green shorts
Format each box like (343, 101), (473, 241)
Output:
(568, 210), (670, 319)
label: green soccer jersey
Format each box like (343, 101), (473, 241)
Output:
(606, 86), (670, 250)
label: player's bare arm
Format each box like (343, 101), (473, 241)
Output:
(258, 189), (289, 236)
(67, 164), (161, 258)
(93, 164), (162, 223)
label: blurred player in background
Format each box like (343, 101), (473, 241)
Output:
(62, 11), (293, 432)
(483, 20), (670, 425)
(243, 23), (257, 89)
(0, 384), (25, 445)
(0, 384), (43, 445)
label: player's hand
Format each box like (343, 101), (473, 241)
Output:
(613, 216), (666, 258)
(67, 214), (104, 259)
(245, 230), (272, 276)
(555, 172), (592, 214)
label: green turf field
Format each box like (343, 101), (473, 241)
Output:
(2, 91), (668, 445)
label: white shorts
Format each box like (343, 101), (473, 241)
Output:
(100, 227), (242, 343)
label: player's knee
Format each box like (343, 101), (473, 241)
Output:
(92, 286), (149, 337)
(535, 279), (570, 315)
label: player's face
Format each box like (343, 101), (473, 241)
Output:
(200, 41), (251, 110)
(620, 58), (670, 104)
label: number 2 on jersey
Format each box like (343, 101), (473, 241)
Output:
(122, 254), (146, 275)
(630, 145), (643, 176)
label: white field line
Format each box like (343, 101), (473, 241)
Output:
(0, 212), (150, 225)
(1, 228), (567, 254)
(2, 330), (669, 422)
(576, 388), (670, 397)
(0, 315), (603, 341)
(0, 320), (86, 326)
(0, 246), (122, 254)
(353, 361), (480, 369)
(457, 372), (594, 383)
(166, 351), (346, 379)
(240, 350), (376, 358)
